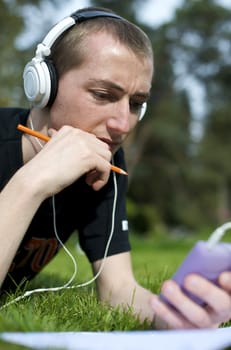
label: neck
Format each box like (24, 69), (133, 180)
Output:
(27, 108), (50, 135)
(22, 108), (50, 163)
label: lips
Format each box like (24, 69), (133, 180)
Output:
(98, 137), (121, 152)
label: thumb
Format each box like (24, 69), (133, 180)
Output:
(47, 128), (57, 138)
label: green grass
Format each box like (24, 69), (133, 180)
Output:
(0, 340), (31, 350)
(0, 233), (230, 331)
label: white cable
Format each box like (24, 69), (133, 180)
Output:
(67, 170), (118, 289)
(207, 221), (231, 249)
(0, 195), (77, 309)
(29, 115), (44, 149)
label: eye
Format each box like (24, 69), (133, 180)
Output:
(92, 90), (116, 102)
(130, 100), (145, 115)
(93, 91), (108, 99)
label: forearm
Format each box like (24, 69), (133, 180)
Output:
(93, 253), (155, 323)
(0, 167), (46, 285)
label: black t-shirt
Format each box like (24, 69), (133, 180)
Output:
(0, 107), (130, 291)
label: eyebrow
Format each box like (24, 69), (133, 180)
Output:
(88, 79), (151, 100)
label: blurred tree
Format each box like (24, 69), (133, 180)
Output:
(0, 0), (25, 106)
(165, 0), (231, 226)
(128, 25), (193, 229)
(0, 0), (65, 107)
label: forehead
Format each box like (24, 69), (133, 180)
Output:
(83, 30), (152, 63)
(80, 31), (153, 88)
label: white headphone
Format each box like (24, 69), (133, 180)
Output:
(23, 9), (147, 120)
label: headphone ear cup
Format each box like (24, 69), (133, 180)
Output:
(139, 102), (147, 121)
(23, 59), (56, 108)
(45, 60), (58, 107)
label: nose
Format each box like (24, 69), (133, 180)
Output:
(107, 100), (132, 134)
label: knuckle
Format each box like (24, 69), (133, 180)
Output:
(219, 295), (231, 315)
(193, 312), (210, 328)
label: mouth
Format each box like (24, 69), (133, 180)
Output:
(98, 137), (121, 152)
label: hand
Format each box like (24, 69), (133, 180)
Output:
(150, 272), (231, 329)
(23, 125), (112, 197)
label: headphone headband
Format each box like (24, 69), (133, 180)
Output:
(42, 11), (123, 51)
(41, 17), (75, 50)
(71, 10), (123, 23)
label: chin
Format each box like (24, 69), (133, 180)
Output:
(112, 146), (121, 154)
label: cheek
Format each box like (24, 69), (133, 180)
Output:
(127, 117), (139, 133)
(50, 99), (100, 132)
(50, 81), (106, 130)
(50, 91), (83, 128)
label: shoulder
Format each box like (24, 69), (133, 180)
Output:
(0, 107), (29, 140)
(0, 107), (28, 119)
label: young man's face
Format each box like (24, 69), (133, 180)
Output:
(50, 31), (153, 154)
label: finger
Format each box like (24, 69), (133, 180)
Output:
(57, 126), (111, 155)
(219, 272), (231, 292)
(85, 166), (110, 191)
(160, 279), (212, 328)
(185, 274), (231, 312)
(150, 294), (195, 329)
(185, 274), (231, 323)
(47, 128), (57, 138)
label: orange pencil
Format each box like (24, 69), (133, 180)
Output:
(17, 124), (50, 142)
(17, 124), (128, 176)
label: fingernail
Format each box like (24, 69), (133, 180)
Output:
(186, 275), (199, 290)
(163, 284), (174, 296)
(220, 272), (230, 284)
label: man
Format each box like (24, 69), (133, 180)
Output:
(0, 6), (230, 329)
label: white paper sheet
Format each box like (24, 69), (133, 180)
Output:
(1, 328), (231, 350)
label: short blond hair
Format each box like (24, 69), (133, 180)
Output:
(49, 7), (153, 78)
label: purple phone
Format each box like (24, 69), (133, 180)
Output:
(161, 240), (231, 306)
